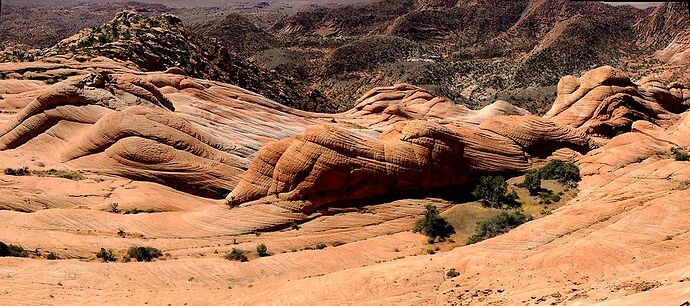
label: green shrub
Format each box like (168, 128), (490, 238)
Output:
(4, 166), (30, 176)
(467, 211), (533, 244)
(256, 244), (269, 257)
(538, 160), (580, 186)
(538, 190), (561, 205)
(672, 147), (690, 161)
(290, 222), (300, 230)
(96, 248), (117, 262)
(472, 176), (521, 209)
(315, 242), (327, 250)
(519, 160), (581, 193)
(46, 253), (59, 260)
(0, 242), (29, 257)
(127, 246), (162, 262)
(413, 204), (455, 241)
(446, 268), (460, 278)
(225, 248), (248, 262)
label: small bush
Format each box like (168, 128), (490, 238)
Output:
(4, 166), (30, 176)
(467, 211), (533, 244)
(290, 222), (300, 230)
(413, 205), (455, 242)
(538, 190), (561, 205)
(256, 244), (269, 257)
(127, 246), (162, 262)
(225, 248), (248, 262)
(446, 268), (460, 278)
(672, 147), (690, 161)
(108, 203), (120, 213)
(0, 242), (28, 257)
(315, 242), (327, 250)
(96, 248), (117, 262)
(473, 176), (521, 209)
(46, 253), (59, 260)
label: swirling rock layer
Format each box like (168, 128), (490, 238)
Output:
(545, 66), (689, 136)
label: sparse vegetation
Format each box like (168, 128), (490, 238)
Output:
(467, 211), (533, 244)
(4, 166), (30, 176)
(0, 242), (28, 257)
(3, 167), (85, 180)
(43, 169), (84, 180)
(127, 246), (163, 262)
(108, 203), (120, 214)
(472, 176), (521, 209)
(413, 204), (455, 242)
(672, 147), (690, 161)
(446, 268), (460, 278)
(256, 244), (269, 257)
(225, 248), (248, 262)
(314, 242), (327, 250)
(96, 248), (117, 262)
(290, 222), (300, 230)
(123, 208), (157, 214)
(46, 253), (59, 260)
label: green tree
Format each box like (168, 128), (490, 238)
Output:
(467, 211), (532, 244)
(472, 176), (520, 208)
(413, 205), (455, 241)
(522, 169), (542, 195)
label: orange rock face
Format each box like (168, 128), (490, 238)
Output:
(544, 66), (689, 136)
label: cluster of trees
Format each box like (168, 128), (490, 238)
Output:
(519, 160), (581, 195)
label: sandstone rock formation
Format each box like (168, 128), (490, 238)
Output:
(342, 84), (531, 129)
(544, 66), (689, 136)
(229, 113), (595, 210)
(0, 60), (689, 305)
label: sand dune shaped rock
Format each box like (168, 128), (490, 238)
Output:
(343, 83), (531, 129)
(0, 72), (177, 151)
(62, 106), (243, 197)
(229, 115), (595, 209)
(545, 66), (689, 136)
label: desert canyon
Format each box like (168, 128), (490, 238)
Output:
(0, 1), (689, 305)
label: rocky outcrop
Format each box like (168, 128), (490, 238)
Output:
(63, 106), (243, 197)
(544, 66), (689, 136)
(342, 84), (530, 129)
(229, 115), (594, 210)
(0, 72), (175, 150)
(579, 112), (690, 175)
